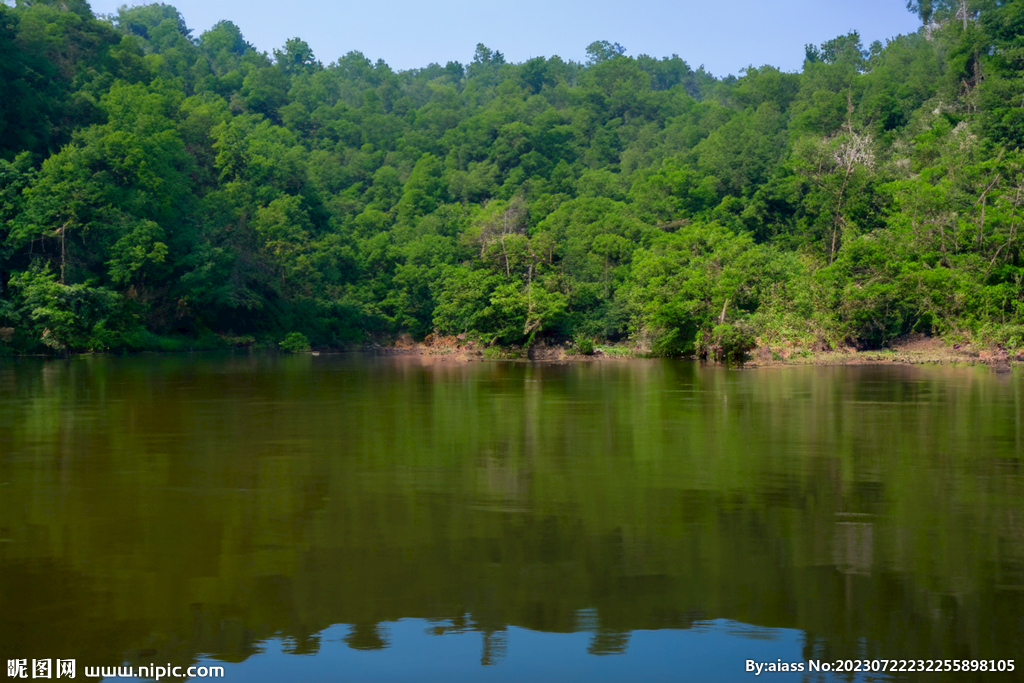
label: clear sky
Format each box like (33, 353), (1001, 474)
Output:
(84, 0), (923, 76)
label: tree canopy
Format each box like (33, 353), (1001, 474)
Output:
(2, 1), (1024, 355)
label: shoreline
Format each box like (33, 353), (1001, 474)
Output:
(1, 335), (1018, 372)
(371, 334), (1019, 372)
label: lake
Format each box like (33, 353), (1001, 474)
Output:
(1, 355), (1021, 681)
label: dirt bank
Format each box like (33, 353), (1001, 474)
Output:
(368, 333), (1019, 371)
(745, 333), (1017, 371)
(370, 333), (634, 363)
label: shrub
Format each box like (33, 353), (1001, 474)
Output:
(7, 264), (127, 353)
(978, 323), (1024, 350)
(280, 332), (311, 353)
(708, 323), (757, 365)
(573, 334), (595, 355)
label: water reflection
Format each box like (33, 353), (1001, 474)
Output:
(207, 618), (812, 682)
(0, 355), (1021, 681)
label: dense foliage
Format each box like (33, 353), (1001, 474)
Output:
(2, 0), (1024, 355)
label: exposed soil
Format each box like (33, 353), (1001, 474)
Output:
(373, 333), (489, 362)
(370, 334), (624, 363)
(744, 333), (1018, 372)
(368, 332), (1020, 371)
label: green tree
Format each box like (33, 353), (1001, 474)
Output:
(274, 37), (320, 75)
(7, 263), (126, 352)
(585, 40), (627, 65)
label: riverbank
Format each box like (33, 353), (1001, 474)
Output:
(372, 333), (1020, 371)
(2, 331), (1018, 372)
(751, 333), (1022, 372)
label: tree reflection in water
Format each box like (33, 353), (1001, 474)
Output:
(0, 355), (1021, 679)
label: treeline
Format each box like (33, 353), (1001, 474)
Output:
(1, 0), (1023, 355)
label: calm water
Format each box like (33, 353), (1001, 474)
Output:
(1, 355), (1022, 681)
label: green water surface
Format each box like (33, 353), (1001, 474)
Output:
(0, 355), (1021, 681)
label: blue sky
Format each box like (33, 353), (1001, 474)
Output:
(85, 0), (922, 76)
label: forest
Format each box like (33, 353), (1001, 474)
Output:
(2, 0), (1023, 357)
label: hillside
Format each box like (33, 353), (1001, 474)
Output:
(2, 0), (1023, 357)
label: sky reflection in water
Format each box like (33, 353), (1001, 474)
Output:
(215, 618), (812, 683)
